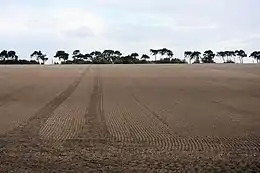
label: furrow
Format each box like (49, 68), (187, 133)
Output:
(107, 109), (118, 140)
(111, 108), (124, 141)
(2, 67), (89, 142)
(39, 70), (90, 142)
(124, 108), (147, 143)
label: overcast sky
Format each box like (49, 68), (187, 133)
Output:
(0, 0), (259, 63)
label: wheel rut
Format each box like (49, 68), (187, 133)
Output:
(77, 66), (109, 141)
(131, 92), (170, 128)
(0, 67), (89, 148)
(128, 86), (260, 153)
(39, 68), (92, 142)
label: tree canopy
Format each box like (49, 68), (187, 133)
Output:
(0, 48), (259, 65)
(31, 51), (48, 64)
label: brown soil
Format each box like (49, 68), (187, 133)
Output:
(0, 64), (260, 172)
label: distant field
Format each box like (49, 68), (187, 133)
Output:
(0, 64), (260, 172)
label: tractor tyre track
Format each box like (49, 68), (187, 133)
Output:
(131, 92), (169, 128)
(130, 91), (175, 150)
(77, 66), (109, 141)
(39, 68), (92, 142)
(0, 67), (91, 170)
(129, 89), (260, 153)
(0, 67), (89, 145)
(106, 90), (174, 149)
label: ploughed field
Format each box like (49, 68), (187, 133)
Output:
(0, 64), (260, 172)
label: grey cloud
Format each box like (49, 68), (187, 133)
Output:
(65, 26), (95, 38)
(105, 24), (169, 42)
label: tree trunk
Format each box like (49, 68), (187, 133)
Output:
(222, 57), (225, 63)
(240, 57), (243, 64)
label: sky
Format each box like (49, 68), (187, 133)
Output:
(0, 0), (259, 63)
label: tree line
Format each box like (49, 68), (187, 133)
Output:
(0, 49), (260, 65)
